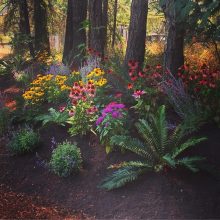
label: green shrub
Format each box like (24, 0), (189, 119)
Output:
(49, 141), (82, 177)
(8, 127), (39, 154)
(0, 107), (10, 136)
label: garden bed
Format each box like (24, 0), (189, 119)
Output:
(1, 122), (220, 219)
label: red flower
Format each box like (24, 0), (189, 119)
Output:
(156, 64), (162, 69)
(128, 60), (139, 70)
(129, 69), (134, 76)
(127, 83), (133, 89)
(131, 76), (137, 81)
(138, 71), (144, 78)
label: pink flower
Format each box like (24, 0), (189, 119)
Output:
(69, 110), (75, 117)
(59, 106), (66, 113)
(132, 90), (146, 99)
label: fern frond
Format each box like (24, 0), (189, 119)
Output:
(162, 154), (176, 168)
(114, 161), (152, 169)
(35, 108), (69, 126)
(167, 124), (186, 152)
(135, 119), (160, 157)
(150, 105), (168, 155)
(110, 135), (154, 164)
(177, 156), (206, 172)
(171, 137), (207, 158)
(100, 162), (151, 190)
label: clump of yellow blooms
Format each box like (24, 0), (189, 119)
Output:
(23, 74), (71, 105)
(86, 68), (107, 87)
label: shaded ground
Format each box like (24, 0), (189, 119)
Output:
(1, 74), (220, 219)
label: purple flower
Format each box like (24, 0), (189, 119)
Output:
(102, 107), (112, 114)
(112, 111), (122, 118)
(96, 116), (104, 125)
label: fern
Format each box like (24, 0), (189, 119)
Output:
(177, 156), (206, 172)
(35, 108), (69, 126)
(101, 105), (207, 190)
(101, 161), (151, 190)
(171, 137), (207, 158)
(110, 135), (154, 164)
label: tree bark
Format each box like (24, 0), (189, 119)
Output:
(18, 0), (35, 57)
(102, 0), (108, 52)
(124, 0), (148, 67)
(63, 0), (88, 67)
(89, 0), (108, 56)
(34, 0), (50, 54)
(112, 0), (118, 48)
(163, 0), (185, 74)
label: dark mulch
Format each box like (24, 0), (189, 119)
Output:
(1, 74), (220, 219)
(0, 184), (90, 219)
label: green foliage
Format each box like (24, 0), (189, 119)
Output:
(101, 105), (206, 190)
(67, 101), (97, 136)
(0, 54), (26, 76)
(35, 108), (69, 126)
(49, 141), (82, 177)
(8, 127), (39, 155)
(0, 107), (10, 136)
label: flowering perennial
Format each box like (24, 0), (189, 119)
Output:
(96, 102), (126, 126)
(23, 74), (70, 104)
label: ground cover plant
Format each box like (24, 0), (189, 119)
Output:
(7, 126), (39, 155)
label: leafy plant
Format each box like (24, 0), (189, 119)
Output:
(67, 101), (98, 136)
(101, 105), (206, 190)
(35, 108), (69, 126)
(49, 141), (82, 177)
(160, 71), (205, 131)
(8, 126), (39, 155)
(96, 102), (128, 153)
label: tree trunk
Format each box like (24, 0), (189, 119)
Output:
(102, 0), (108, 53)
(112, 0), (118, 48)
(63, 0), (87, 68)
(18, 0), (35, 57)
(34, 0), (50, 54)
(89, 0), (108, 56)
(124, 0), (148, 67)
(163, 0), (185, 74)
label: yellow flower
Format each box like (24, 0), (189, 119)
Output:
(72, 71), (80, 75)
(35, 92), (44, 97)
(96, 78), (107, 86)
(61, 85), (70, 91)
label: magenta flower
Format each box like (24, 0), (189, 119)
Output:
(96, 116), (104, 125)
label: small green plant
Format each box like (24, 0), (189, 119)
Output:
(49, 141), (82, 177)
(35, 108), (69, 126)
(8, 127), (39, 154)
(67, 101), (98, 136)
(101, 105), (207, 190)
(0, 107), (10, 136)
